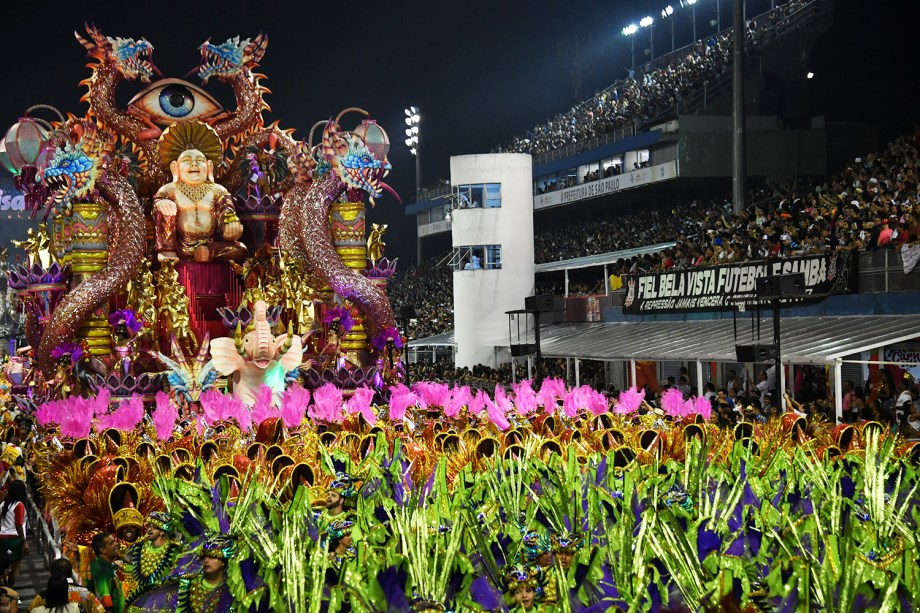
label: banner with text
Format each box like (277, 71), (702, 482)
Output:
(534, 161), (678, 210)
(623, 251), (859, 314)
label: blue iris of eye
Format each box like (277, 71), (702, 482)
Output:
(158, 84), (195, 118)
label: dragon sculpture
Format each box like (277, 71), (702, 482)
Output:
(36, 118), (144, 377)
(32, 27), (399, 377)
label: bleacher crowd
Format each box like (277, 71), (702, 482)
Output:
(492, 0), (814, 157)
(599, 131), (920, 276)
(387, 253), (454, 340)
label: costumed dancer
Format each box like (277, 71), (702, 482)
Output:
(124, 512), (182, 606)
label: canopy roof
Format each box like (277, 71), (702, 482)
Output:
(532, 315), (920, 364)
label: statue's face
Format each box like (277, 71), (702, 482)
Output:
(173, 149), (210, 186)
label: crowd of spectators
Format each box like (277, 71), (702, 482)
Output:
(533, 129), (920, 280)
(492, 0), (813, 157)
(387, 252), (453, 340)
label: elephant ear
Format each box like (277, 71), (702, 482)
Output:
(210, 337), (246, 376)
(276, 335), (303, 373)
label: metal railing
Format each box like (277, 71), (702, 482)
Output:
(27, 491), (62, 571)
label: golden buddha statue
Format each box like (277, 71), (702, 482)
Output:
(153, 121), (246, 263)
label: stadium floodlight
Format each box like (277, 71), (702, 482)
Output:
(622, 24), (638, 36)
(685, 0), (697, 5)
(661, 5), (674, 18)
(640, 16), (654, 27)
(806, 72), (815, 79)
(404, 105), (422, 196)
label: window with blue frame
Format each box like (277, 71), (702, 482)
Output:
(455, 183), (501, 209)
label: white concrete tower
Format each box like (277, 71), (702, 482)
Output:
(451, 153), (534, 368)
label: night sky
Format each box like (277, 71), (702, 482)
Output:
(0, 0), (916, 265)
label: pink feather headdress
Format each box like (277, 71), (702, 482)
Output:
(511, 380), (538, 417)
(483, 388), (510, 431)
(537, 378), (566, 414)
(446, 384), (473, 418)
(310, 383), (344, 423)
(693, 395), (713, 420)
(346, 386), (377, 426)
(661, 388), (686, 417)
(152, 392), (179, 442)
(614, 386), (645, 415)
(95, 394), (144, 432)
(388, 384), (418, 422)
(412, 381), (451, 410)
(280, 384), (311, 428)
(251, 385), (280, 426)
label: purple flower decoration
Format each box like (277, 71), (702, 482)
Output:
(371, 327), (405, 352)
(323, 306), (355, 334)
(109, 309), (144, 334)
(51, 342), (83, 363)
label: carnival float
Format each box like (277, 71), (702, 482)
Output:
(0, 27), (918, 612)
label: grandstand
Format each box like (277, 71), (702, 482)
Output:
(391, 0), (920, 422)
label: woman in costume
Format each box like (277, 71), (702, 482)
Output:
(125, 534), (234, 613)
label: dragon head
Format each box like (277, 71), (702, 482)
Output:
(197, 33), (267, 84)
(39, 121), (115, 214)
(76, 25), (158, 82)
(322, 118), (395, 205)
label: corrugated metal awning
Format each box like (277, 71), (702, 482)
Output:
(408, 331), (456, 347)
(526, 315), (920, 364)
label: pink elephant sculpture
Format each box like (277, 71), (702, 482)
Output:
(210, 300), (303, 406)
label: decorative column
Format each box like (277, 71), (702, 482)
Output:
(329, 198), (367, 353)
(70, 202), (112, 356)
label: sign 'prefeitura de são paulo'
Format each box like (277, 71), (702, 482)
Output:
(622, 251), (859, 314)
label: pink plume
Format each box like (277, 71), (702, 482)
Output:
(310, 383), (344, 423)
(346, 386), (377, 426)
(537, 378), (566, 414)
(661, 388), (686, 417)
(412, 381), (451, 410)
(512, 380), (538, 416)
(226, 394), (252, 432)
(200, 390), (225, 425)
(152, 392), (179, 441)
(694, 395), (713, 420)
(59, 397), (94, 439)
(446, 384), (472, 418)
(582, 386), (610, 416)
(562, 387), (581, 418)
(90, 389), (111, 417)
(35, 399), (63, 427)
(280, 384), (310, 428)
(494, 384), (514, 419)
(97, 394), (144, 431)
(482, 389), (510, 431)
(250, 385), (280, 426)
(200, 390), (250, 431)
(614, 386), (645, 414)
(388, 384), (417, 421)
(468, 388), (487, 417)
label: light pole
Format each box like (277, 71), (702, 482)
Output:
(682, 0), (698, 43)
(640, 16), (655, 61)
(661, 6), (675, 54)
(403, 106), (420, 197)
(622, 24), (638, 72)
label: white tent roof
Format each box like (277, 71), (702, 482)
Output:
(530, 315), (920, 364)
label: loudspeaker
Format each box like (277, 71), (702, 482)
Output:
(510, 343), (536, 357)
(524, 294), (555, 312)
(756, 273), (806, 298)
(735, 344), (778, 362)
